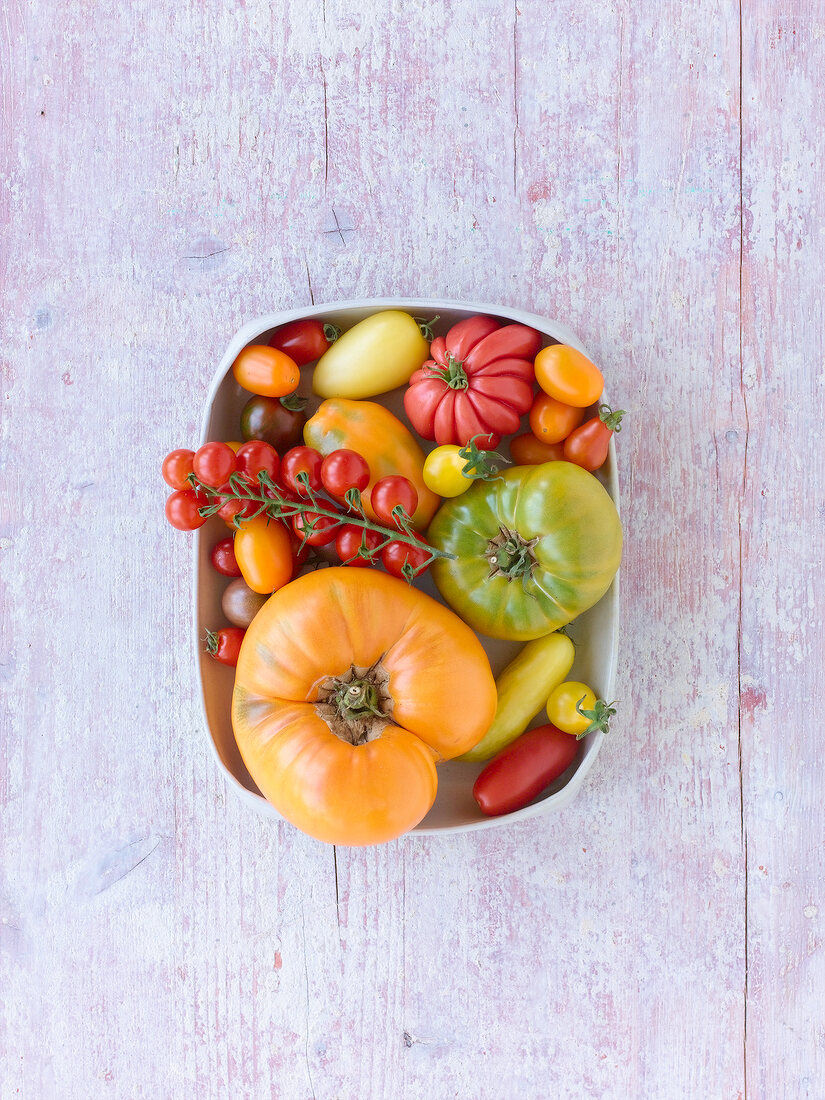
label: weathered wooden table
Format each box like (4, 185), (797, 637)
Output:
(2, 1), (822, 1096)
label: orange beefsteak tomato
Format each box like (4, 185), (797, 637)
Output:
(232, 568), (497, 845)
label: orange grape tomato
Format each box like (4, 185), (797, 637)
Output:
(528, 393), (585, 445)
(534, 345), (604, 408)
(233, 516), (294, 594)
(509, 434), (567, 465)
(232, 345), (300, 398)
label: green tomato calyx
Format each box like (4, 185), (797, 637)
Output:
(484, 525), (539, 583)
(315, 661), (394, 745)
(458, 435), (506, 481)
(574, 696), (617, 739)
(427, 354), (469, 391)
(598, 404), (626, 433)
(280, 392), (308, 411)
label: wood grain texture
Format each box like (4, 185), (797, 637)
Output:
(1, 0), (823, 1097)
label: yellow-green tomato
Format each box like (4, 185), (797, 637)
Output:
(461, 631), (575, 761)
(312, 311), (430, 399)
(546, 681), (598, 736)
(423, 446), (474, 497)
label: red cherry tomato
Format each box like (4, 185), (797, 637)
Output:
(563, 405), (625, 472)
(162, 449), (195, 490)
(371, 476), (419, 528)
(193, 442), (237, 489)
(281, 446), (324, 497)
(292, 510), (339, 546)
(320, 449), (371, 500)
(269, 319), (340, 366)
(210, 537), (242, 576)
(380, 536), (430, 579)
(165, 489), (208, 531)
(235, 440), (280, 485)
(472, 723), (579, 817)
(215, 476), (259, 524)
(205, 626), (246, 667)
(335, 525), (382, 567)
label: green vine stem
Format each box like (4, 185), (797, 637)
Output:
(189, 470), (456, 575)
(457, 435), (507, 481)
(574, 696), (617, 740)
(414, 314), (440, 341)
(598, 404), (626, 432)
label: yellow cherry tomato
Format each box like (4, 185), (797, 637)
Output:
(225, 440), (243, 453)
(312, 311), (431, 399)
(233, 516), (293, 595)
(423, 445), (474, 497)
(546, 681), (606, 737)
(534, 345), (604, 408)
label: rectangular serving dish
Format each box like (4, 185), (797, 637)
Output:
(195, 298), (620, 835)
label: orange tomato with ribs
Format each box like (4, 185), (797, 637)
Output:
(231, 568), (497, 845)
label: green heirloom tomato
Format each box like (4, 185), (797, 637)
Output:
(427, 461), (622, 641)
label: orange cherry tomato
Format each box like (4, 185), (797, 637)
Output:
(232, 345), (300, 398)
(528, 393), (584, 445)
(233, 515), (293, 594)
(534, 345), (604, 408)
(225, 440), (244, 453)
(509, 434), (567, 465)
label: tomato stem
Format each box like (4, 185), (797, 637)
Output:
(574, 697), (617, 739)
(458, 435), (506, 481)
(484, 525), (539, 584)
(192, 472), (456, 576)
(323, 323), (341, 344)
(414, 314), (440, 341)
(425, 354), (469, 391)
(598, 404), (626, 433)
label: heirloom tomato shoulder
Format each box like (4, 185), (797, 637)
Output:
(427, 461), (622, 640)
(231, 568), (497, 846)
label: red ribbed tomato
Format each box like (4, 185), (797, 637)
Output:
(403, 316), (542, 447)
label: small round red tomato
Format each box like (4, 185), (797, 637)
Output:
(371, 476), (419, 528)
(205, 626), (246, 667)
(534, 345), (604, 408)
(472, 723), (579, 816)
(509, 434), (567, 465)
(281, 446), (324, 497)
(193, 442), (237, 489)
(292, 510), (339, 546)
(563, 405), (625, 472)
(269, 319), (340, 366)
(381, 536), (430, 579)
(320, 449), (370, 500)
(236, 440), (280, 485)
(162, 449), (195, 490)
(232, 345), (300, 398)
(165, 489), (208, 531)
(210, 536), (242, 577)
(529, 393), (585, 445)
(335, 525), (382, 567)
(215, 476), (259, 524)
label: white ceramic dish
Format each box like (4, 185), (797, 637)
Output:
(194, 298), (620, 836)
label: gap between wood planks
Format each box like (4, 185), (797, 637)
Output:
(737, 2), (750, 1096)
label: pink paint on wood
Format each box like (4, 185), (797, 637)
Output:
(0, 0), (823, 1096)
